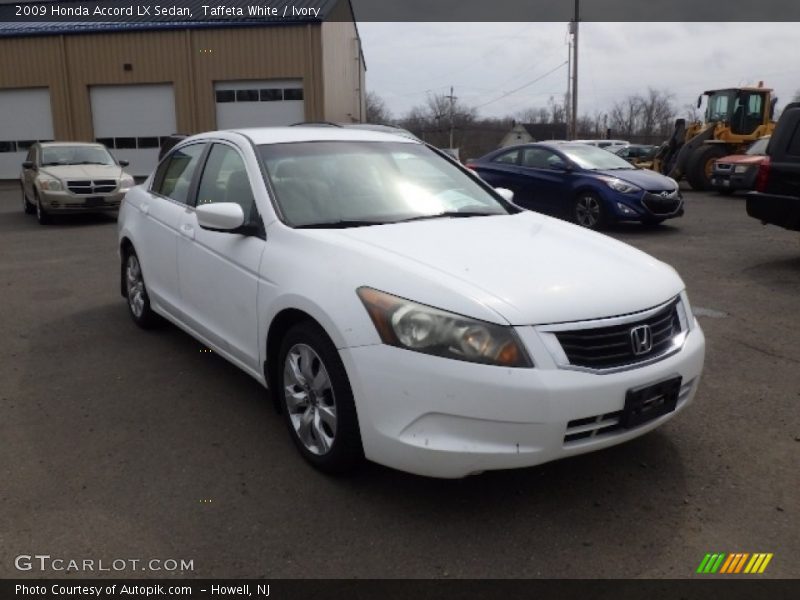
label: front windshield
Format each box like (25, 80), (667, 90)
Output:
(41, 146), (115, 166)
(746, 138), (769, 155)
(259, 141), (511, 227)
(559, 144), (635, 170)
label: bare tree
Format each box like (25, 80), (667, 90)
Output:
(365, 91), (392, 124)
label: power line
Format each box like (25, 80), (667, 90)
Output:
(473, 61), (568, 110)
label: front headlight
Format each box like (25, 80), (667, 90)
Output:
(357, 287), (533, 368)
(39, 178), (62, 191)
(604, 177), (640, 194)
(120, 174), (135, 189)
(677, 290), (695, 332)
(733, 165), (749, 174)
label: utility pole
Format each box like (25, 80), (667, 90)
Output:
(565, 28), (572, 137)
(445, 86), (456, 150)
(570, 0), (579, 139)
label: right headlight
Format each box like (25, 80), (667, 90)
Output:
(357, 287), (533, 368)
(39, 178), (62, 191)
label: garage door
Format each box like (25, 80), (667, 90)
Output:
(215, 80), (304, 130)
(90, 84), (176, 177)
(0, 88), (54, 179)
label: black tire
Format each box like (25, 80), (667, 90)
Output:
(21, 184), (34, 214)
(35, 195), (51, 225)
(574, 191), (606, 230)
(278, 321), (363, 475)
(686, 145), (728, 191)
(122, 248), (160, 329)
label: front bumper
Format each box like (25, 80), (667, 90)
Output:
(39, 189), (126, 212)
(341, 322), (705, 478)
(711, 167), (756, 191)
(609, 190), (683, 223)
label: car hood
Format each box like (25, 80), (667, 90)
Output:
(716, 154), (766, 165)
(595, 168), (677, 192)
(321, 211), (684, 326)
(39, 164), (123, 180)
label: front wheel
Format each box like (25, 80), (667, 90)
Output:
(574, 192), (606, 230)
(22, 185), (34, 214)
(35, 196), (51, 225)
(278, 321), (363, 474)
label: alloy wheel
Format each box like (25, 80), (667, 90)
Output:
(576, 195), (601, 228)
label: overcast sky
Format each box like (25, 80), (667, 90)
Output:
(358, 22), (800, 122)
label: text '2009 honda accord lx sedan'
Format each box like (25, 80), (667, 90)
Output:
(117, 127), (705, 478)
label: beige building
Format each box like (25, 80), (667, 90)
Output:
(0, 0), (366, 176)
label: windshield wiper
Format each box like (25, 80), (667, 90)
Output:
(295, 219), (388, 229)
(392, 211), (499, 223)
(73, 161), (109, 165)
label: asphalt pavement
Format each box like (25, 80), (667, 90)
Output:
(1, 182), (798, 578)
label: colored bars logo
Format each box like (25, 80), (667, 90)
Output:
(696, 553), (773, 574)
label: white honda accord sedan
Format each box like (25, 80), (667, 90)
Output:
(118, 127), (705, 478)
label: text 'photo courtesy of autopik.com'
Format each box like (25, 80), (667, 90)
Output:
(0, 0), (798, 598)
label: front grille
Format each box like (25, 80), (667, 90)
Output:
(67, 179), (118, 194)
(642, 191), (682, 215)
(554, 300), (680, 370)
(563, 378), (695, 445)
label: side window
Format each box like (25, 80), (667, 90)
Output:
(152, 143), (205, 204)
(493, 149), (520, 165)
(521, 148), (563, 169)
(196, 144), (257, 221)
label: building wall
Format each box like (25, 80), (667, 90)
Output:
(320, 1), (365, 122)
(0, 35), (72, 139)
(0, 22), (353, 142)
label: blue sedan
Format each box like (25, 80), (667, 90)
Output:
(467, 142), (683, 229)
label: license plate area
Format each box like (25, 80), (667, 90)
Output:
(622, 375), (682, 429)
(86, 197), (105, 207)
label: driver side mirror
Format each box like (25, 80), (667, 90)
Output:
(550, 161), (571, 172)
(494, 187), (515, 203)
(118, 159), (130, 167)
(196, 202), (245, 233)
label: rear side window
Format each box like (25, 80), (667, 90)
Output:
(493, 149), (520, 165)
(152, 143), (205, 204)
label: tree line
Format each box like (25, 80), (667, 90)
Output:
(365, 88), (694, 160)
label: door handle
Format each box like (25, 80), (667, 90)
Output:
(141, 203), (150, 216)
(180, 223), (195, 240)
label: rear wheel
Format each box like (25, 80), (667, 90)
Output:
(21, 184), (34, 214)
(278, 321), (363, 474)
(574, 191), (606, 230)
(686, 145), (728, 191)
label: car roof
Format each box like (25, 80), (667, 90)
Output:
(190, 126), (421, 146)
(39, 141), (107, 148)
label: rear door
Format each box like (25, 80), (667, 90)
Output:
(176, 141), (265, 373)
(138, 142), (207, 318)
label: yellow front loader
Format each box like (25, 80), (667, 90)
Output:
(653, 83), (776, 190)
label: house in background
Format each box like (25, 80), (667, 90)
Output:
(499, 122), (568, 147)
(0, 0), (365, 177)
